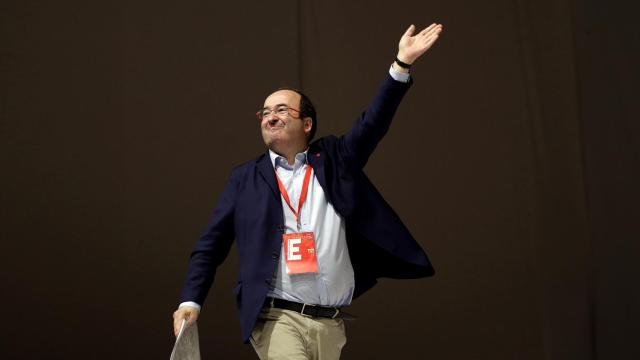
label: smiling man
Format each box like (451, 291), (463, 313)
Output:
(173, 23), (443, 360)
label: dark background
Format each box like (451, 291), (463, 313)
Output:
(1, 0), (638, 359)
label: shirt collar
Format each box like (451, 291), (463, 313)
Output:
(269, 148), (309, 170)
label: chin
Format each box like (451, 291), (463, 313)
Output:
(262, 135), (280, 149)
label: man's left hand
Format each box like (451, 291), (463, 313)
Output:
(397, 23), (444, 66)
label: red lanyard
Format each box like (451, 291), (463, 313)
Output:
(274, 164), (313, 222)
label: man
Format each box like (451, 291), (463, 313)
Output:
(173, 23), (443, 359)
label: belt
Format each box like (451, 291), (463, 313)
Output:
(264, 297), (354, 320)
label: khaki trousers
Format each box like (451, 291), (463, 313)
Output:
(250, 307), (347, 360)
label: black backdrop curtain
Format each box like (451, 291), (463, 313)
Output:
(1, 0), (638, 358)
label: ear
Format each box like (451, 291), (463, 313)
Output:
(303, 117), (313, 134)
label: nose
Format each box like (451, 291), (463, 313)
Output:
(264, 111), (280, 121)
(263, 113), (283, 127)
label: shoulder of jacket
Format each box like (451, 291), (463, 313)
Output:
(310, 135), (338, 151)
(228, 152), (268, 177)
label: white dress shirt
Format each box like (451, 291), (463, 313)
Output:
(266, 149), (355, 306)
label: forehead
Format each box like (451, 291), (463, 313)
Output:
(263, 90), (301, 107)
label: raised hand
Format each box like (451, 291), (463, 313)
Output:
(397, 23), (443, 65)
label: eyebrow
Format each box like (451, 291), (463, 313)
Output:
(261, 103), (289, 110)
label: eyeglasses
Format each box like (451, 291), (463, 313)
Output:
(256, 105), (303, 120)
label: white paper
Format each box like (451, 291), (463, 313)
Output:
(170, 319), (201, 360)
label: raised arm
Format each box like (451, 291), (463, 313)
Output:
(340, 23), (443, 168)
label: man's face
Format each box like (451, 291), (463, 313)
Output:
(260, 90), (312, 151)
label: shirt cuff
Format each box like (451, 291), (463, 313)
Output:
(389, 65), (411, 83)
(179, 301), (201, 311)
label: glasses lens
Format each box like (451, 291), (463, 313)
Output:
(276, 106), (289, 116)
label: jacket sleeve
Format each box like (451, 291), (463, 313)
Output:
(179, 170), (238, 306)
(339, 73), (413, 168)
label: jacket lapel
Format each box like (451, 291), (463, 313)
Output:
(307, 145), (327, 191)
(256, 152), (280, 199)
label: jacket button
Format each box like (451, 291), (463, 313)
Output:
(271, 252), (279, 259)
(276, 225), (285, 233)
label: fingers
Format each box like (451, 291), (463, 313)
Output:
(418, 24), (443, 50)
(186, 310), (199, 325)
(418, 23), (437, 36)
(173, 311), (185, 337)
(403, 24), (416, 37)
(419, 23), (443, 38)
(401, 23), (443, 42)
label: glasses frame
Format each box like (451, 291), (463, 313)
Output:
(256, 105), (304, 121)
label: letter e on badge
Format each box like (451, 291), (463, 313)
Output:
(288, 238), (302, 260)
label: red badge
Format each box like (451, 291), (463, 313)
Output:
(283, 232), (318, 274)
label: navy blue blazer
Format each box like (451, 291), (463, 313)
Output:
(180, 73), (435, 343)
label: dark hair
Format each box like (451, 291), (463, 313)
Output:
(276, 87), (317, 141)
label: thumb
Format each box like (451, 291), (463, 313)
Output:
(403, 24), (416, 37)
(174, 317), (185, 337)
(173, 310), (189, 336)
